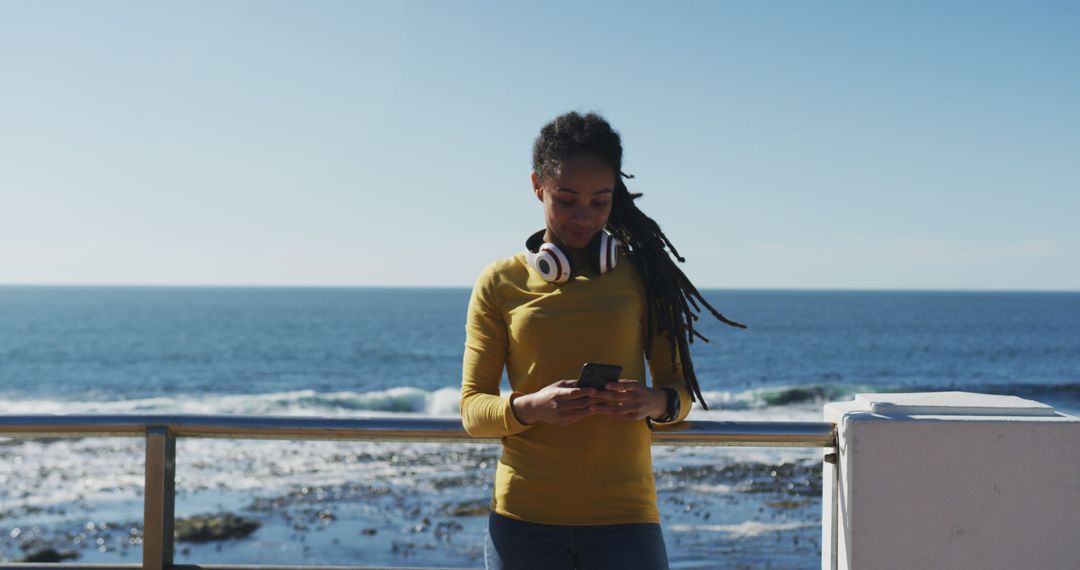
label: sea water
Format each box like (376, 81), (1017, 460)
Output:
(1, 287), (1078, 567)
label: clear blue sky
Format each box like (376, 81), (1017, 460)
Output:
(2, 1), (1077, 290)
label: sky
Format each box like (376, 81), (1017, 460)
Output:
(1, 0), (1078, 290)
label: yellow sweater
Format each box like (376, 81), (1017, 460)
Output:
(460, 250), (692, 525)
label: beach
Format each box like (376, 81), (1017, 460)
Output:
(1, 434), (822, 568)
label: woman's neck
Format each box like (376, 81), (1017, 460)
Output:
(543, 229), (591, 274)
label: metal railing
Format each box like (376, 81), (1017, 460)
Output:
(0, 415), (837, 570)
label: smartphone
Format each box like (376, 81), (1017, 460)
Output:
(577, 362), (623, 391)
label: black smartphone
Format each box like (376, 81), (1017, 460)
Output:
(577, 362), (623, 391)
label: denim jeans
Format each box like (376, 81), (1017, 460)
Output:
(484, 511), (670, 570)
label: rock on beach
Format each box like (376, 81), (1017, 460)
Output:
(174, 513), (260, 543)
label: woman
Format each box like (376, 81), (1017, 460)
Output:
(461, 111), (744, 570)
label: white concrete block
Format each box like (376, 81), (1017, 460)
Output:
(822, 392), (1080, 570)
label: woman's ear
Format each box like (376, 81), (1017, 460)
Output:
(531, 171), (543, 201)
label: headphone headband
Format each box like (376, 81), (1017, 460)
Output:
(525, 229), (618, 283)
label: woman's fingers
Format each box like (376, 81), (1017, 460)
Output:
(555, 385), (597, 400)
(604, 379), (642, 392)
(597, 387), (643, 405)
(589, 405), (644, 419)
(587, 380), (659, 420)
(523, 379), (648, 425)
(590, 397), (644, 413)
(549, 397), (607, 424)
(555, 395), (604, 410)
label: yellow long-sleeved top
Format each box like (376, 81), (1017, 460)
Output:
(460, 249), (693, 526)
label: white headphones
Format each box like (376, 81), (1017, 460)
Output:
(524, 229), (619, 283)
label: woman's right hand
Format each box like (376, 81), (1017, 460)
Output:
(511, 379), (604, 426)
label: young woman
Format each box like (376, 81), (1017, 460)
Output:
(460, 111), (744, 570)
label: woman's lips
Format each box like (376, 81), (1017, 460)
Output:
(566, 229), (592, 242)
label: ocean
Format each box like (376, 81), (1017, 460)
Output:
(1, 287), (1078, 567)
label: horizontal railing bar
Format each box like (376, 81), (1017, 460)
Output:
(0, 561), (144, 565)
(0, 415), (483, 441)
(0, 414), (835, 447)
(0, 566), (479, 570)
(652, 420), (835, 447)
(172, 565), (480, 570)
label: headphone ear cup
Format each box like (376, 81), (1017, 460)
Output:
(596, 230), (619, 274)
(537, 242), (572, 283)
(525, 229), (573, 283)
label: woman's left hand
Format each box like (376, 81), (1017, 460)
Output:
(589, 379), (668, 421)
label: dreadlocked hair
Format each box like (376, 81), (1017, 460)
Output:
(532, 111), (746, 409)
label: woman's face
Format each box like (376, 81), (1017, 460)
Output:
(531, 155), (616, 251)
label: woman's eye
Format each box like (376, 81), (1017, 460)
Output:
(557, 200), (575, 207)
(592, 202), (609, 208)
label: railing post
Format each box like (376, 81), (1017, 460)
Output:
(144, 426), (176, 570)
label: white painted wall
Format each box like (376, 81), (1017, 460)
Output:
(822, 392), (1080, 570)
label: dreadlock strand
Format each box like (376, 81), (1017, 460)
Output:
(676, 334), (708, 408)
(677, 266), (748, 329)
(683, 289), (703, 315)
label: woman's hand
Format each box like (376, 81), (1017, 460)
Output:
(589, 379), (668, 421)
(511, 379), (607, 426)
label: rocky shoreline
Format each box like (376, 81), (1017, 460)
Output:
(2, 441), (822, 568)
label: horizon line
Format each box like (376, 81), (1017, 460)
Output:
(1, 283), (1078, 294)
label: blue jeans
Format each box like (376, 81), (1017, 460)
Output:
(484, 511), (669, 570)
